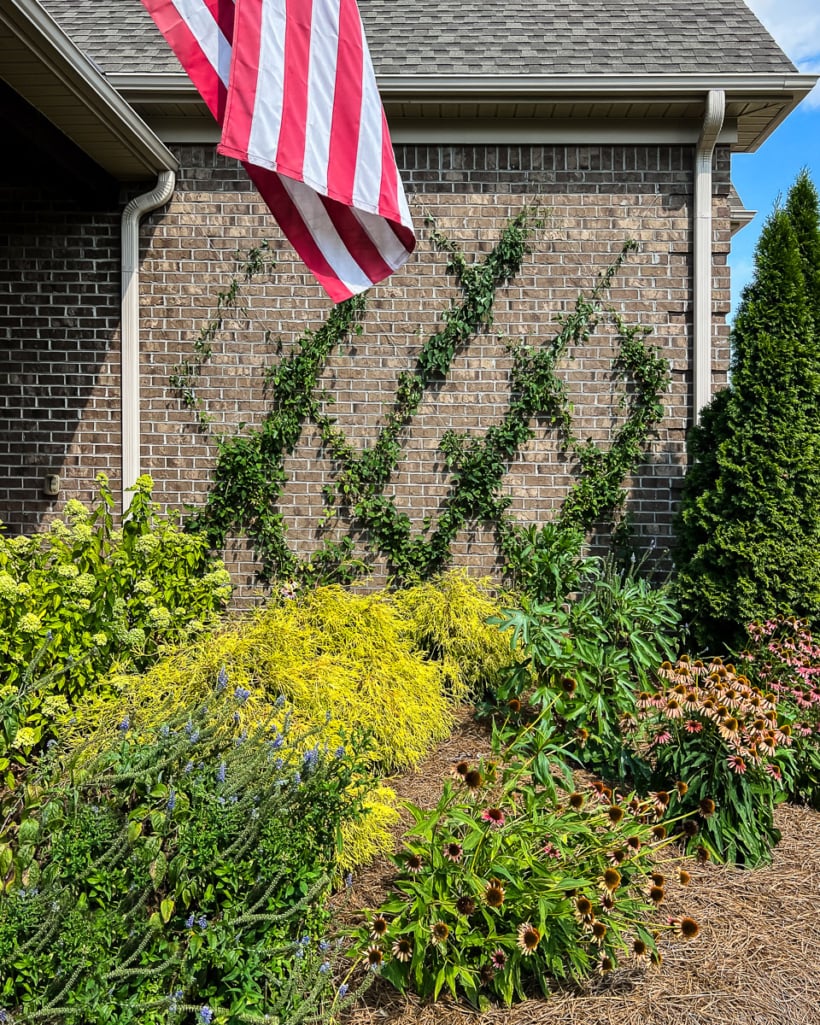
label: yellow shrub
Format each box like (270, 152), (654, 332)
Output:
(65, 585), (454, 771)
(392, 570), (518, 696)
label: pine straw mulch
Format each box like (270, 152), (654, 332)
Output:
(338, 707), (820, 1025)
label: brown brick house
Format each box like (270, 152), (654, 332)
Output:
(1, 0), (816, 590)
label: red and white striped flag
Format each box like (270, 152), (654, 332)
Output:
(141, 0), (415, 302)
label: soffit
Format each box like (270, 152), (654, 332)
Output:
(0, 0), (176, 180)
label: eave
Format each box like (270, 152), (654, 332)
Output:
(111, 70), (818, 153)
(0, 0), (177, 180)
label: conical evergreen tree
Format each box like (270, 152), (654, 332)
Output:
(674, 191), (820, 651)
(785, 168), (820, 324)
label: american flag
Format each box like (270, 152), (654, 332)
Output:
(140, 0), (416, 302)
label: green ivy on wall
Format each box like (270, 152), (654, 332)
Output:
(179, 211), (670, 586)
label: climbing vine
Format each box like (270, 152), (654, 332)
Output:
(181, 212), (670, 586)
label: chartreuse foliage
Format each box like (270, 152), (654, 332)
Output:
(390, 571), (517, 696)
(57, 574), (516, 871)
(675, 171), (820, 650)
(0, 475), (231, 779)
(349, 749), (699, 1008)
(0, 682), (372, 1025)
(179, 213), (669, 586)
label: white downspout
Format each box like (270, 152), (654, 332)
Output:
(121, 170), (176, 513)
(693, 89), (725, 424)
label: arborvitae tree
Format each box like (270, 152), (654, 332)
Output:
(786, 168), (820, 323)
(674, 187), (820, 652)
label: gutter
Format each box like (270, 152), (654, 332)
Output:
(121, 171), (176, 513)
(111, 70), (818, 101)
(693, 90), (726, 425)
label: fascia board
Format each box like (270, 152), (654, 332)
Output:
(1, 0), (177, 177)
(112, 71), (818, 102)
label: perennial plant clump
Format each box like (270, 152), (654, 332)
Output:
(0, 678), (372, 1025)
(740, 616), (820, 807)
(349, 754), (698, 1007)
(628, 656), (794, 866)
(0, 474), (231, 777)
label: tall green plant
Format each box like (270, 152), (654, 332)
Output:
(674, 176), (820, 651)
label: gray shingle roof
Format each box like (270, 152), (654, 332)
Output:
(40, 0), (797, 78)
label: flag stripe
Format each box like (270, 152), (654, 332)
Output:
(144, 0), (232, 119)
(274, 0), (312, 181)
(300, 0), (340, 195)
(220, 0), (267, 158)
(142, 0), (416, 301)
(327, 0), (364, 207)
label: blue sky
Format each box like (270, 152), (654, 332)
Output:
(728, 0), (820, 318)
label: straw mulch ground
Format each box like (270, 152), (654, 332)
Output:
(341, 707), (820, 1025)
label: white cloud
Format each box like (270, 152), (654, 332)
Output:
(744, 0), (820, 64)
(744, 1), (820, 107)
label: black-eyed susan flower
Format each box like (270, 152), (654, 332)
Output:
(516, 922), (541, 955)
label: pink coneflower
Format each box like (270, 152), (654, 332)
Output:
(449, 760), (469, 781)
(443, 841), (463, 863)
(405, 852), (423, 873)
(651, 730), (673, 747)
(392, 937), (413, 962)
(699, 798), (716, 818)
(485, 879), (506, 908)
(456, 895), (476, 916)
(591, 920), (608, 945)
(365, 946), (383, 970)
(668, 916), (700, 939)
(542, 841), (561, 859)
(490, 948), (507, 970)
(370, 915), (389, 940)
(764, 763), (782, 781)
(574, 895), (594, 924)
(727, 754), (747, 774)
(665, 698), (683, 719)
(516, 922), (541, 955)
(481, 807), (506, 829)
(430, 921), (450, 945)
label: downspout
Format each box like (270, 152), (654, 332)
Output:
(693, 89), (725, 424)
(121, 170), (176, 513)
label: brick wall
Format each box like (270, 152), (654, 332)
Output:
(0, 141), (732, 596)
(0, 184), (122, 529)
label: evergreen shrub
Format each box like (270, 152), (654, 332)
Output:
(674, 172), (820, 650)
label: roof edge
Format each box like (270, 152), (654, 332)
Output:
(1, 0), (178, 178)
(111, 70), (819, 100)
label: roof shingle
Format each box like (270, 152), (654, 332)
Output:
(39, 0), (797, 79)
